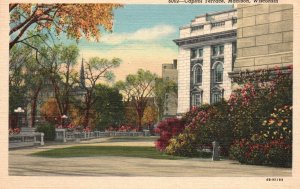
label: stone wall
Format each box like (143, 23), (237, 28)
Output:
(234, 4), (293, 71)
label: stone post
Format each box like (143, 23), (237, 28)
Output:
(212, 141), (220, 161)
(63, 130), (66, 143)
(40, 133), (44, 145)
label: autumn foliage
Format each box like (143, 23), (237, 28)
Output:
(9, 3), (122, 49)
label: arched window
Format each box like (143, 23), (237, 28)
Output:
(193, 64), (202, 84)
(214, 62), (223, 83)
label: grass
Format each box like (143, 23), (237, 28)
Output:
(31, 146), (184, 160)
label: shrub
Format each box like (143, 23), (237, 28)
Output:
(36, 122), (56, 141)
(229, 105), (292, 167)
(229, 138), (292, 167)
(228, 67), (292, 139)
(165, 101), (233, 157)
(165, 129), (198, 157)
(154, 118), (185, 151)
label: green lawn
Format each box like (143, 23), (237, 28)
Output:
(31, 146), (184, 160)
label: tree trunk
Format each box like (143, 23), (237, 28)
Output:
(83, 92), (92, 128)
(30, 86), (41, 128)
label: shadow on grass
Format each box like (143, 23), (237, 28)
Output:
(30, 146), (185, 160)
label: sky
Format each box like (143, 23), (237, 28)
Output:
(66, 4), (233, 81)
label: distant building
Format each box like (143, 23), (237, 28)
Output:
(162, 59), (178, 117)
(174, 9), (237, 114)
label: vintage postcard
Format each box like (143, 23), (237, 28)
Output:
(0, 0), (299, 188)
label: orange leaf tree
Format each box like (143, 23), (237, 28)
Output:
(9, 3), (122, 49)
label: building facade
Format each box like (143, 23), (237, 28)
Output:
(174, 9), (237, 114)
(162, 59), (178, 117)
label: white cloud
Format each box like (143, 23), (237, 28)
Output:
(80, 43), (178, 81)
(100, 24), (176, 45)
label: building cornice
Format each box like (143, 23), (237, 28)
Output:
(173, 30), (236, 48)
(193, 8), (237, 20)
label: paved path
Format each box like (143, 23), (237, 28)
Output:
(9, 138), (292, 177)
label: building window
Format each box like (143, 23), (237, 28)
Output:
(213, 62), (223, 83)
(212, 93), (222, 104)
(198, 49), (203, 57)
(191, 48), (203, 59)
(191, 25), (204, 32)
(191, 49), (197, 59)
(232, 18), (237, 25)
(232, 42), (237, 55)
(165, 94), (169, 99)
(192, 93), (202, 107)
(211, 21), (225, 28)
(212, 45), (224, 56)
(193, 65), (202, 84)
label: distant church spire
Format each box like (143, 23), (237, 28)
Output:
(80, 58), (85, 88)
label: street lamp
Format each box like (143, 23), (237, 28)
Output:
(14, 107), (25, 129)
(61, 115), (68, 127)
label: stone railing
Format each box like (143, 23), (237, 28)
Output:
(9, 132), (44, 149)
(55, 129), (145, 143)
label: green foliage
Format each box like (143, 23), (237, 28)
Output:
(36, 122), (56, 141)
(161, 67), (293, 165)
(228, 67), (292, 139)
(153, 78), (178, 121)
(165, 101), (232, 157)
(93, 84), (124, 130)
(116, 69), (158, 129)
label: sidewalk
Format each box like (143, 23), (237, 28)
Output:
(9, 138), (292, 177)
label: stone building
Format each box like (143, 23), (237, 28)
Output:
(231, 4), (293, 74)
(162, 59), (178, 117)
(174, 9), (237, 114)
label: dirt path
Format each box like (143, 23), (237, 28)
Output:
(9, 138), (292, 177)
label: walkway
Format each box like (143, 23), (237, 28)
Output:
(9, 137), (292, 176)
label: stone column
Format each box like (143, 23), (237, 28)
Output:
(177, 47), (191, 114)
(223, 43), (233, 100)
(40, 133), (44, 145)
(202, 45), (211, 104)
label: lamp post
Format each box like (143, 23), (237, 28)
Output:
(14, 107), (25, 129)
(61, 115), (68, 127)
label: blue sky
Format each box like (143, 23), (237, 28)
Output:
(69, 4), (233, 81)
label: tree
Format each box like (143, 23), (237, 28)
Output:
(116, 69), (158, 130)
(40, 98), (60, 124)
(142, 105), (158, 126)
(93, 84), (124, 131)
(79, 57), (121, 128)
(50, 44), (79, 116)
(154, 78), (177, 121)
(9, 3), (122, 49)
(9, 38), (47, 127)
(9, 45), (30, 114)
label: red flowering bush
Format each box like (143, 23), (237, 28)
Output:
(154, 118), (185, 151)
(105, 124), (138, 132)
(228, 66), (292, 139)
(228, 66), (293, 167)
(9, 128), (21, 135)
(229, 137), (292, 167)
(83, 127), (92, 132)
